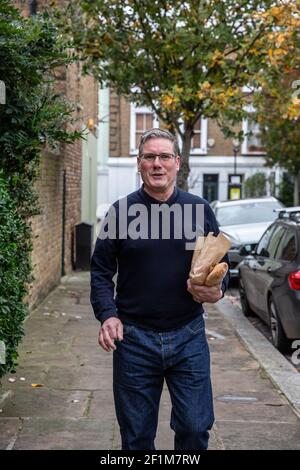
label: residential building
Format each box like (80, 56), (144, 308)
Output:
(97, 89), (282, 212)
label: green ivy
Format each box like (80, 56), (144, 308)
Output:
(0, 171), (32, 376)
(0, 1), (83, 377)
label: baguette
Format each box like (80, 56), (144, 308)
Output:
(204, 262), (228, 287)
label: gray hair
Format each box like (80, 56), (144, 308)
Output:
(138, 128), (180, 157)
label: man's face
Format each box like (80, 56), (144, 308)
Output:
(137, 138), (180, 194)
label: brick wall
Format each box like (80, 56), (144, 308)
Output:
(28, 151), (64, 307)
(14, 0), (99, 308)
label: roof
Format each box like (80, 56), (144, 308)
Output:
(274, 207), (300, 224)
(211, 197), (279, 208)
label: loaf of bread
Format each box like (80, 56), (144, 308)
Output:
(189, 232), (231, 287)
(204, 262), (228, 287)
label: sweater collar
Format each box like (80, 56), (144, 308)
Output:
(138, 184), (179, 205)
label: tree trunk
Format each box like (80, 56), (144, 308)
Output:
(176, 127), (193, 191)
(294, 171), (300, 206)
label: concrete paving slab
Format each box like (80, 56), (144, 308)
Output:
(0, 388), (91, 419)
(0, 418), (22, 450)
(13, 417), (114, 450)
(215, 420), (300, 449)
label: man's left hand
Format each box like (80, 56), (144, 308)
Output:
(187, 279), (223, 304)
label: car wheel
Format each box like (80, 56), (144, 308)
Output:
(238, 276), (253, 317)
(269, 296), (290, 353)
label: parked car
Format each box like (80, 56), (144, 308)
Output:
(238, 207), (300, 352)
(211, 197), (284, 276)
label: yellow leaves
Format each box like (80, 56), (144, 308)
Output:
(249, 48), (261, 56)
(210, 50), (224, 68)
(162, 95), (175, 107)
(267, 47), (288, 67)
(269, 6), (282, 20)
(275, 33), (287, 48)
(173, 85), (183, 94)
(183, 110), (196, 121)
(161, 92), (180, 111)
(202, 81), (211, 91)
(283, 97), (300, 121)
(197, 81), (212, 101)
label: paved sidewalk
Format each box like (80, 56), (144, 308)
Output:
(1, 272), (300, 450)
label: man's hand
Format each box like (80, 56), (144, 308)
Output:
(99, 317), (123, 352)
(187, 279), (223, 304)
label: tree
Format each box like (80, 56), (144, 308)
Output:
(251, 1), (300, 204)
(61, 0), (286, 190)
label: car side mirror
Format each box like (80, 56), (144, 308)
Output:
(239, 244), (253, 256)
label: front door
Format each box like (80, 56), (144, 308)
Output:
(203, 174), (218, 202)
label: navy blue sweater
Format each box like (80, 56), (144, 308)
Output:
(90, 186), (230, 331)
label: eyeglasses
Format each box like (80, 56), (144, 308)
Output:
(139, 153), (176, 162)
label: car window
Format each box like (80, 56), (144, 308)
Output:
(275, 229), (297, 261)
(256, 226), (275, 257)
(267, 226), (286, 258)
(215, 201), (282, 226)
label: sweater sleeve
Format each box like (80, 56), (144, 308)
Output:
(204, 201), (231, 296)
(90, 230), (119, 325)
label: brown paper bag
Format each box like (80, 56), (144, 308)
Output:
(189, 232), (231, 286)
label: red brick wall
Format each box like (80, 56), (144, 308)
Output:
(28, 151), (64, 307)
(15, 0), (99, 307)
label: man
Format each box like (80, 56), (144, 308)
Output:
(90, 128), (230, 450)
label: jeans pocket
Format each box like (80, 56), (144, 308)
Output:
(185, 315), (205, 335)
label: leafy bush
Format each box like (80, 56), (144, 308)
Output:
(0, 1), (83, 377)
(0, 172), (32, 376)
(244, 172), (267, 198)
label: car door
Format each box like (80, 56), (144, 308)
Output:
(271, 228), (299, 335)
(254, 225), (286, 316)
(243, 225), (275, 314)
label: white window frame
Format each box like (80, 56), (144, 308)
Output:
(130, 104), (207, 156)
(177, 117), (207, 155)
(190, 118), (208, 155)
(130, 104), (159, 155)
(242, 104), (266, 155)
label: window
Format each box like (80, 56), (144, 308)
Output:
(215, 201), (282, 227)
(135, 113), (153, 148)
(256, 226), (275, 257)
(242, 106), (265, 154)
(130, 105), (159, 154)
(192, 118), (201, 149)
(276, 230), (297, 261)
(203, 174), (218, 202)
(189, 117), (207, 154)
(267, 226), (285, 258)
(247, 120), (265, 153)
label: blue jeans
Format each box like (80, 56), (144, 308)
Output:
(113, 315), (214, 450)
